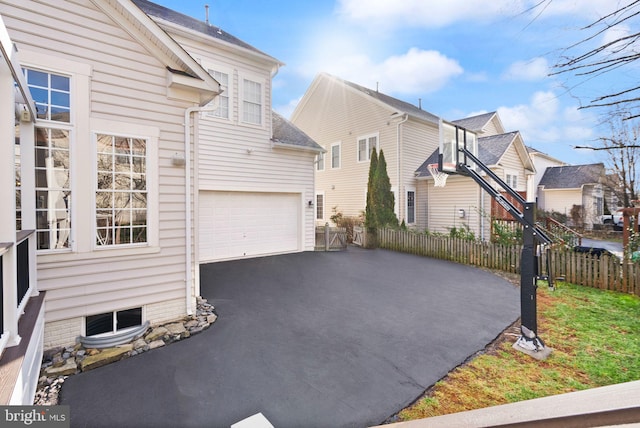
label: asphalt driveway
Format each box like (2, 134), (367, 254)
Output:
(60, 247), (520, 428)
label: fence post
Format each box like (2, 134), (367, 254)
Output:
(324, 222), (330, 251)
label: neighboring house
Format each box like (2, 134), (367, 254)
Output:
(415, 130), (535, 239)
(0, 0), (320, 403)
(527, 147), (568, 191)
(537, 163), (605, 228)
(291, 73), (536, 240)
(291, 72), (441, 227)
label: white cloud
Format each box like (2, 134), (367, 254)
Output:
(497, 91), (594, 148)
(298, 46), (463, 95)
(502, 57), (549, 81)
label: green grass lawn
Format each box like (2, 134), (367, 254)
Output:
(398, 281), (640, 420)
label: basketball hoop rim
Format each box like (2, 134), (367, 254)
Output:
(427, 163), (452, 187)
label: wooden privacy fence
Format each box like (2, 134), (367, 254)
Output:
(315, 224), (348, 251)
(377, 228), (640, 296)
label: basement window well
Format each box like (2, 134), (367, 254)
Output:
(81, 307), (148, 348)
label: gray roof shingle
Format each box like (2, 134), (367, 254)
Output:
(451, 112), (496, 132)
(272, 111), (323, 152)
(132, 0), (281, 65)
(538, 163), (605, 189)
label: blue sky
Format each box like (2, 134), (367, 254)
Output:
(151, 0), (636, 164)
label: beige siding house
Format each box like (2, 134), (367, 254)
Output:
(0, 0), (320, 402)
(292, 74), (536, 239)
(291, 73), (440, 226)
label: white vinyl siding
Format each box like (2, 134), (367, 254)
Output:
(291, 74), (439, 221)
(3, 1), (184, 328)
(426, 176), (488, 239)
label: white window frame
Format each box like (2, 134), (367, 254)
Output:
(239, 73), (265, 127)
(406, 188), (416, 225)
(357, 132), (379, 163)
(206, 66), (234, 122)
(91, 119), (159, 251)
(315, 192), (325, 221)
(505, 170), (519, 191)
(316, 148), (325, 171)
(331, 142), (341, 169)
(21, 50), (91, 254)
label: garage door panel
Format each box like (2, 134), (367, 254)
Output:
(199, 191), (301, 262)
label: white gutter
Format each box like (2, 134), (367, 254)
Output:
(396, 113), (409, 221)
(184, 104), (217, 315)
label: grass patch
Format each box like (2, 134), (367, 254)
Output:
(397, 282), (640, 421)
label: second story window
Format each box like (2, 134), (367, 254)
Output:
(242, 78), (262, 125)
(24, 68), (70, 123)
(208, 69), (229, 119)
(357, 134), (378, 162)
(331, 143), (340, 169)
(506, 172), (518, 190)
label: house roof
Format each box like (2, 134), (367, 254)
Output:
(478, 132), (520, 165)
(538, 163), (605, 189)
(131, 0), (282, 66)
(323, 73), (440, 125)
(92, 0), (220, 104)
(271, 111), (324, 152)
(451, 112), (498, 133)
(527, 146), (567, 165)
(414, 131), (527, 178)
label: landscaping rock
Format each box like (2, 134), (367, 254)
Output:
(148, 340), (165, 350)
(80, 347), (130, 372)
(44, 360), (77, 377)
(145, 326), (169, 342)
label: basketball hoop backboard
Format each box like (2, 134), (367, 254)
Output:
(438, 120), (478, 174)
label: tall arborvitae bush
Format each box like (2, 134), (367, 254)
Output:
(365, 148), (399, 247)
(375, 150), (399, 228)
(365, 148), (379, 231)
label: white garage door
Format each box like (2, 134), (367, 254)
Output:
(199, 191), (301, 262)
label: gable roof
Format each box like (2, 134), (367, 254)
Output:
(415, 131), (531, 178)
(131, 0), (282, 66)
(306, 73), (440, 125)
(527, 146), (568, 165)
(271, 111), (324, 153)
(538, 163), (604, 189)
(477, 132), (520, 165)
(91, 0), (220, 104)
(452, 112), (499, 133)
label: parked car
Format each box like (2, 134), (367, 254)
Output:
(600, 210), (624, 227)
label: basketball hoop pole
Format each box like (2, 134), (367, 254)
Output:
(454, 147), (553, 360)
